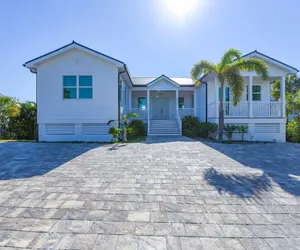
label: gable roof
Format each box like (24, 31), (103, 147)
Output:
(24, 41), (125, 70)
(241, 50), (298, 73)
(132, 76), (194, 87)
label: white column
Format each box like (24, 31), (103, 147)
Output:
(214, 78), (219, 118)
(249, 76), (253, 118)
(129, 90), (132, 112)
(281, 76), (286, 118)
(147, 90), (150, 134)
(193, 89), (197, 116)
(147, 90), (150, 119)
(176, 89), (179, 115)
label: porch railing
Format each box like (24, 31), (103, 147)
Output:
(224, 102), (249, 117)
(176, 110), (182, 135)
(179, 108), (194, 118)
(253, 102), (281, 117)
(130, 108), (147, 119)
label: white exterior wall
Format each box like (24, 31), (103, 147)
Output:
(206, 61), (289, 142)
(196, 84), (206, 122)
(36, 48), (118, 142)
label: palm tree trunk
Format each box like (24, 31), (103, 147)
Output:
(123, 127), (127, 142)
(218, 82), (225, 141)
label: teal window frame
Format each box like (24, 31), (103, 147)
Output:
(178, 97), (184, 108)
(247, 85), (261, 101)
(79, 76), (93, 99)
(63, 76), (77, 99)
(138, 97), (146, 109)
(219, 87), (230, 101)
(63, 75), (93, 99)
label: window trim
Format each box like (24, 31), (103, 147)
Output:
(137, 97), (146, 109)
(178, 97), (184, 108)
(62, 74), (94, 100)
(247, 84), (262, 101)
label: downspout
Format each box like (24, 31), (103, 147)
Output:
(201, 81), (208, 123)
(118, 68), (126, 129)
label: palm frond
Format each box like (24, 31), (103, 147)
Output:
(218, 48), (242, 72)
(232, 58), (269, 80)
(223, 67), (244, 106)
(107, 119), (117, 125)
(191, 60), (217, 86)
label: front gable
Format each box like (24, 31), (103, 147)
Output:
(148, 75), (180, 90)
(242, 50), (298, 75)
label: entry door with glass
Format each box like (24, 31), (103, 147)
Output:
(151, 97), (169, 119)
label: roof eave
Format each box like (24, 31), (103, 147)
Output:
(24, 41), (125, 69)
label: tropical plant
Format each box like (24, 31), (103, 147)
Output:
(237, 125), (249, 141)
(271, 74), (300, 100)
(127, 119), (146, 137)
(198, 122), (218, 139)
(182, 116), (218, 139)
(224, 124), (238, 141)
(286, 120), (300, 143)
(108, 126), (121, 142)
(107, 112), (138, 142)
(271, 74), (300, 118)
(191, 49), (268, 140)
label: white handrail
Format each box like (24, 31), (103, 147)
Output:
(176, 110), (182, 135)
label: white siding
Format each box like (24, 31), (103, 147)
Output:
(36, 48), (118, 142)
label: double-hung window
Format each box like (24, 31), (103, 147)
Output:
(247, 85), (261, 101)
(138, 97), (146, 109)
(219, 87), (230, 101)
(178, 97), (184, 108)
(63, 75), (93, 99)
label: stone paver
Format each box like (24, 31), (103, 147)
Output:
(0, 137), (300, 249)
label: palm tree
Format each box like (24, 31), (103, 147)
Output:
(191, 49), (269, 141)
(107, 112), (138, 142)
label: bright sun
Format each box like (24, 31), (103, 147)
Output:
(164, 0), (198, 20)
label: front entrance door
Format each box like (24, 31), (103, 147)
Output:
(151, 98), (169, 119)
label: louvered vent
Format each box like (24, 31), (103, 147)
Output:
(83, 124), (109, 135)
(45, 124), (75, 135)
(254, 123), (280, 133)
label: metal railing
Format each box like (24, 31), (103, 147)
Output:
(179, 108), (194, 118)
(253, 102), (281, 117)
(130, 108), (147, 119)
(223, 102), (249, 117)
(176, 110), (182, 135)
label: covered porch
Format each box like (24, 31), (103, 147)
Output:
(129, 90), (196, 120)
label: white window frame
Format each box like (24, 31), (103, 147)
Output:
(62, 74), (94, 100)
(247, 84), (261, 101)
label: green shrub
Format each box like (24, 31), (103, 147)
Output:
(198, 122), (218, 138)
(287, 120), (300, 143)
(237, 125), (249, 141)
(182, 116), (200, 130)
(224, 124), (238, 141)
(127, 120), (146, 137)
(182, 129), (198, 138)
(182, 116), (218, 139)
(108, 126), (121, 142)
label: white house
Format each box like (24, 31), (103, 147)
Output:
(24, 42), (298, 142)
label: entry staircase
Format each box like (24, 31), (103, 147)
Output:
(148, 119), (181, 136)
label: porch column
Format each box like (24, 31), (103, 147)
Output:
(176, 89), (179, 115)
(214, 78), (219, 118)
(147, 90), (150, 119)
(129, 90), (132, 112)
(249, 76), (253, 118)
(281, 76), (286, 118)
(193, 89), (197, 116)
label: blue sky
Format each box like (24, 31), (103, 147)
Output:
(1, 0), (299, 101)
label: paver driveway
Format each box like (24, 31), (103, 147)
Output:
(0, 137), (300, 249)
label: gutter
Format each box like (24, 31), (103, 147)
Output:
(201, 81), (208, 123)
(118, 68), (126, 128)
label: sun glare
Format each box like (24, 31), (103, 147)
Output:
(164, 0), (198, 20)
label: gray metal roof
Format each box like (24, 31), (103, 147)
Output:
(132, 77), (194, 86)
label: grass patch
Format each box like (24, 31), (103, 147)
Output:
(126, 136), (147, 143)
(0, 139), (36, 143)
